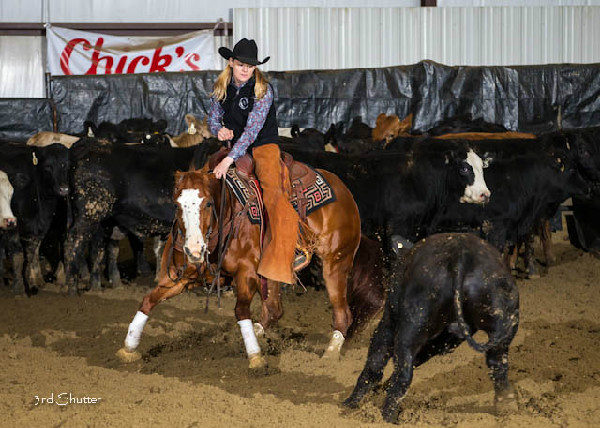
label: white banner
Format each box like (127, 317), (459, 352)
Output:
(46, 25), (217, 76)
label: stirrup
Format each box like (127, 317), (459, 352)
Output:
(293, 247), (311, 272)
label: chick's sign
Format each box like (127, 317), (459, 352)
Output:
(46, 25), (217, 76)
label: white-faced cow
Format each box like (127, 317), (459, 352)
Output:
(0, 171), (16, 229)
(278, 139), (491, 257)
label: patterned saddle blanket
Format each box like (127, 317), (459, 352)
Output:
(225, 165), (336, 225)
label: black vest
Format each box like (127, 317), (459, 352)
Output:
(220, 77), (279, 150)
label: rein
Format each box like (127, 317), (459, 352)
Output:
(205, 175), (229, 312)
(165, 166), (252, 309)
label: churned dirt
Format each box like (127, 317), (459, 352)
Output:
(1, 228), (599, 428)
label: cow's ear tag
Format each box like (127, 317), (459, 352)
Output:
(32, 152), (39, 166)
(188, 123), (197, 135)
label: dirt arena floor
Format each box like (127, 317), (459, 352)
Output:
(1, 228), (599, 428)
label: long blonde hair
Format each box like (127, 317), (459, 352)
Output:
(211, 65), (269, 102)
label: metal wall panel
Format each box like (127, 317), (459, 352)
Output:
(0, 36), (44, 98)
(234, 6), (600, 71)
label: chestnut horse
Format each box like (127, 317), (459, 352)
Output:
(117, 161), (382, 369)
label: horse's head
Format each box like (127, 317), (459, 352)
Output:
(173, 166), (220, 264)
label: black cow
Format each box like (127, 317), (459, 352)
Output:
(343, 233), (519, 423)
(278, 124), (339, 152)
(85, 117), (171, 146)
(0, 142), (70, 294)
(63, 138), (222, 294)
(278, 139), (490, 256)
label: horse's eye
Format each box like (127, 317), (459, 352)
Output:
(205, 202), (213, 208)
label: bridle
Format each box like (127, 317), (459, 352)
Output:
(167, 175), (246, 309)
(166, 197), (218, 284)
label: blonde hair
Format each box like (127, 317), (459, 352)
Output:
(211, 64), (269, 102)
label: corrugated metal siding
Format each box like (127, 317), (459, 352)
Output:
(0, 36), (44, 98)
(234, 6), (600, 70)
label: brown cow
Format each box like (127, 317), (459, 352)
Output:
(26, 131), (80, 148)
(169, 114), (214, 148)
(372, 113), (413, 146)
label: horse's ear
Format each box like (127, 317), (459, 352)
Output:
(399, 113), (413, 134)
(174, 170), (185, 193)
(200, 163), (211, 174)
(174, 170), (184, 183)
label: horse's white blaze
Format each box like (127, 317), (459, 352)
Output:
(0, 171), (16, 228)
(177, 188), (207, 258)
(238, 319), (261, 357)
(461, 149), (491, 204)
(124, 311), (149, 351)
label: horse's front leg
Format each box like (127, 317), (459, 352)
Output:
(116, 235), (190, 362)
(234, 269), (267, 369)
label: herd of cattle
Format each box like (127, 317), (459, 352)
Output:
(2, 111), (600, 421)
(1, 112), (599, 295)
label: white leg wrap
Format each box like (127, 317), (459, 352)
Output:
(238, 319), (261, 357)
(326, 330), (345, 354)
(124, 311), (149, 351)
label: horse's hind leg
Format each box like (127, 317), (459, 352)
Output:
(321, 253), (355, 359)
(258, 278), (284, 331)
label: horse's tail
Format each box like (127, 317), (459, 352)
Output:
(346, 234), (386, 339)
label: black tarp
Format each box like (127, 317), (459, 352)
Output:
(0, 99), (54, 142)
(2, 60), (600, 141)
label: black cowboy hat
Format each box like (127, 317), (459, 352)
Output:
(218, 38), (270, 66)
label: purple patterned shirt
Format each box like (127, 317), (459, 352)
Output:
(207, 81), (274, 160)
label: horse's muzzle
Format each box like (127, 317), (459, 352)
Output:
(183, 245), (207, 264)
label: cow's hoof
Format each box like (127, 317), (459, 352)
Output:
(248, 354), (267, 369)
(342, 397), (359, 409)
(116, 347), (142, 363)
(495, 389), (518, 415)
(382, 408), (401, 424)
(88, 282), (103, 292)
(11, 283), (25, 295)
(526, 273), (540, 280)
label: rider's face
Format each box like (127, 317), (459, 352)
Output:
(229, 58), (256, 85)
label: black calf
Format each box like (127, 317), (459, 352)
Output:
(343, 233), (520, 423)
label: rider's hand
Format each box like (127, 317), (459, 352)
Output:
(214, 156), (235, 179)
(217, 127), (234, 142)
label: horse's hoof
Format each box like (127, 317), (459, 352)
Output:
(495, 389), (518, 415)
(321, 349), (341, 360)
(116, 347), (142, 363)
(253, 322), (265, 336)
(248, 354), (267, 369)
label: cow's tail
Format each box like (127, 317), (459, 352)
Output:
(451, 249), (511, 354)
(346, 234), (386, 339)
